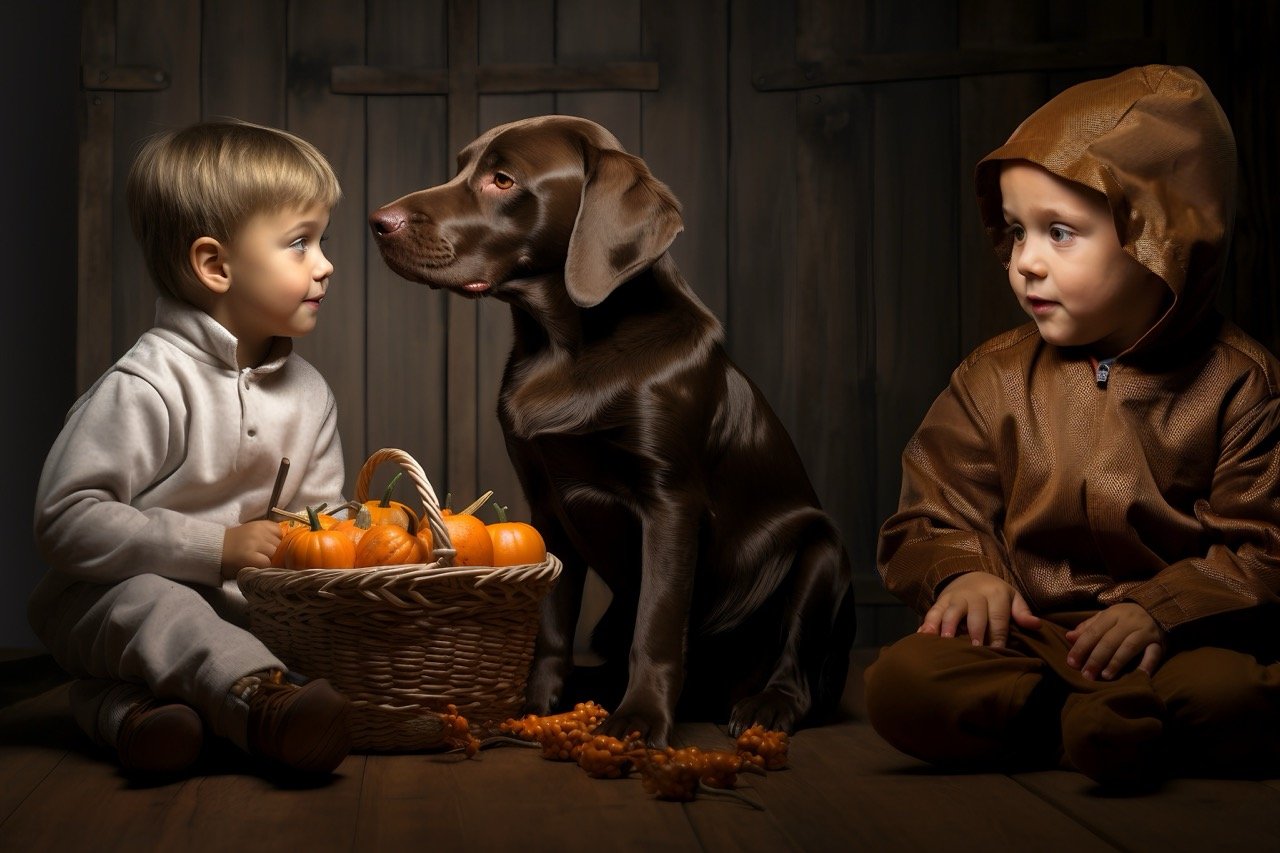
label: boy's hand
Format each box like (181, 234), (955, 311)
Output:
(221, 520), (283, 579)
(1065, 603), (1165, 680)
(919, 571), (1041, 649)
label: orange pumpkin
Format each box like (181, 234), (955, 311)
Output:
(363, 472), (419, 531)
(486, 503), (546, 566)
(270, 523), (305, 567)
(355, 522), (427, 567)
(270, 510), (337, 566)
(441, 511), (494, 566)
(284, 506), (356, 569)
(415, 524), (434, 561)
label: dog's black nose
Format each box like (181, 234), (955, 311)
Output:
(369, 208), (407, 237)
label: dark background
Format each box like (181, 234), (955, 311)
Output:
(2, 1), (1276, 651)
(2, 2), (79, 649)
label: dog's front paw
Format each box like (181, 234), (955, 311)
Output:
(729, 688), (808, 737)
(599, 702), (674, 748)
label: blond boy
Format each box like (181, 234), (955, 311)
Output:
(31, 120), (351, 775)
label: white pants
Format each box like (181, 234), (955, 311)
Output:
(28, 573), (283, 749)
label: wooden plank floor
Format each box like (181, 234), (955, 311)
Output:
(3, 652), (1279, 852)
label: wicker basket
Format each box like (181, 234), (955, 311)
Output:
(238, 448), (561, 751)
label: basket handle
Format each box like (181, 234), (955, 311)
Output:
(353, 448), (455, 567)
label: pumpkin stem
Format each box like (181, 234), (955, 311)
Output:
(460, 489), (494, 516)
(444, 492), (453, 512)
(492, 502), (509, 523)
(270, 506), (308, 524)
(355, 504), (371, 529)
(305, 504), (324, 532)
(379, 472), (404, 508)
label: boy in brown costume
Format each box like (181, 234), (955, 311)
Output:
(866, 65), (1280, 786)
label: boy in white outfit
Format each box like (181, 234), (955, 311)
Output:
(30, 119), (352, 776)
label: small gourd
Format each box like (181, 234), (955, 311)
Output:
(487, 503), (547, 567)
(441, 510), (494, 567)
(284, 505), (356, 570)
(355, 521), (428, 567)
(362, 472), (419, 531)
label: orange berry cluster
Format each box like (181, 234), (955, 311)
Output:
(498, 702), (789, 803)
(638, 746), (757, 800)
(735, 724), (790, 771)
(499, 701), (610, 761)
(577, 733), (647, 779)
(439, 704), (481, 757)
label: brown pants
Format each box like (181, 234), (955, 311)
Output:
(864, 614), (1280, 784)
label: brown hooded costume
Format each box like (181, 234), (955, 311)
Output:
(865, 66), (1280, 785)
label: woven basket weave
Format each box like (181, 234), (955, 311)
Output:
(238, 448), (561, 751)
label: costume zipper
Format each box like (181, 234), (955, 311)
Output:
(1094, 357), (1116, 389)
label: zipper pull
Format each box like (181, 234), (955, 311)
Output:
(1095, 358), (1115, 389)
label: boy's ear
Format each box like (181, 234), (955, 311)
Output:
(190, 237), (231, 295)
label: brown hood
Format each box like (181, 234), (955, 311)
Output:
(975, 65), (1238, 354)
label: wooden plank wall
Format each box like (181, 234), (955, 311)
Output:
(475, 0), (557, 519)
(71, 0), (1277, 649)
(363, 0), (451, 495)
(723, 0), (1259, 642)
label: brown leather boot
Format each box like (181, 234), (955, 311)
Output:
(116, 699), (203, 774)
(234, 670), (352, 774)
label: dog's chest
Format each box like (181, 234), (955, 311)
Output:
(527, 431), (648, 500)
(499, 352), (638, 440)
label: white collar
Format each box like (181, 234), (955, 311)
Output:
(151, 296), (293, 373)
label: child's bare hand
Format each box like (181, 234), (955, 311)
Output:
(1065, 603), (1165, 680)
(919, 571), (1041, 649)
(222, 520), (282, 578)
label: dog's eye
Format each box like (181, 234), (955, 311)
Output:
(493, 172), (515, 190)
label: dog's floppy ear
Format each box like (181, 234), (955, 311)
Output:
(564, 147), (684, 308)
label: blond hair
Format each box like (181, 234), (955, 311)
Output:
(127, 119), (342, 300)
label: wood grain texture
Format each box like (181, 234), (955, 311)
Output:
(76, 0), (116, 392)
(111, 0), (201, 363)
(753, 38), (1164, 89)
(61, 0), (1280, 656)
(641, 0), (729, 321)
(287, 0), (368, 484)
(956, 0), (1051, 355)
(445, 0), (482, 505)
(793, 0), (877, 573)
(364, 0), (451, 497)
(869, 1), (962, 564)
(473, 0), (555, 521)
(201, 0), (287, 125)
(331, 61), (658, 95)
(546, 0), (642, 547)
(726, 0), (797, 435)
(1014, 771), (1280, 851)
(81, 65), (169, 92)
(4, 676), (1280, 851)
(556, 0), (643, 166)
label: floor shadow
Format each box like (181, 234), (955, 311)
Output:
(0, 652), (70, 709)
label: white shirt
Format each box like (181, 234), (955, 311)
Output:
(33, 297), (345, 590)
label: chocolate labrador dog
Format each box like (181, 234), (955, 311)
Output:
(370, 115), (855, 745)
